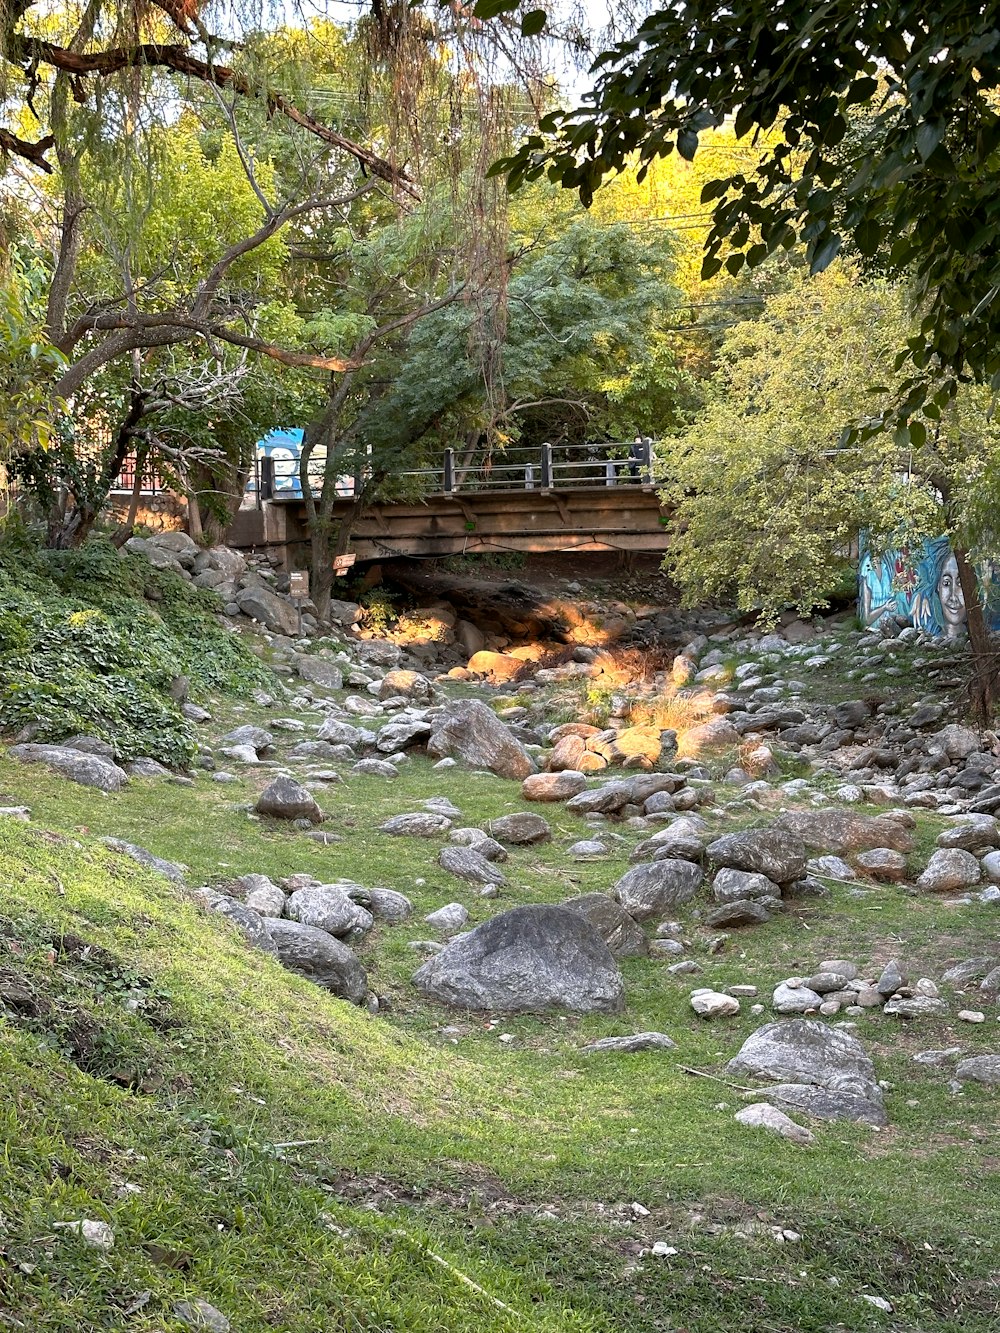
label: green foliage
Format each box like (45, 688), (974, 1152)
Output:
(661, 263), (1000, 622)
(355, 214), (685, 468)
(497, 0), (1000, 433)
(70, 116), (289, 322)
(358, 586), (400, 637)
(0, 537), (271, 764)
(0, 256), (66, 459)
(660, 270), (913, 620)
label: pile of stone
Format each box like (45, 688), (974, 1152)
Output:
(209, 698), (539, 789)
(198, 872), (413, 1006)
(521, 769), (709, 818)
(539, 720), (677, 774)
(122, 534), (332, 639)
(670, 629), (1000, 817)
(6, 731), (185, 788)
(770, 953), (1000, 1021)
(607, 823), (819, 930)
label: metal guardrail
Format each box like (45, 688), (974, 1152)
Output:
(257, 440), (656, 501)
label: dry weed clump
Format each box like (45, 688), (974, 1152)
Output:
(628, 689), (717, 736)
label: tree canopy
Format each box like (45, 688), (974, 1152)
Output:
(495, 1), (1000, 433)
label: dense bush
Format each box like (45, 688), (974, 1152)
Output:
(0, 534), (272, 765)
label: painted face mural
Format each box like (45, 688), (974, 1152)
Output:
(859, 533), (998, 639)
(937, 553), (967, 636)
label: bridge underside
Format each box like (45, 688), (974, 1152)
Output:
(247, 485), (671, 565)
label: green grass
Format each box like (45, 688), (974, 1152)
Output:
(3, 734), (1000, 1331)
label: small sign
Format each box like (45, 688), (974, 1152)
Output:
(332, 553), (356, 575)
(289, 571), (309, 599)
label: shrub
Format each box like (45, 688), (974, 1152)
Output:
(0, 535), (272, 764)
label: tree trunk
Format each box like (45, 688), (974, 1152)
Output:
(309, 495), (369, 621)
(309, 515), (336, 622)
(47, 500), (96, 549)
(186, 490), (204, 542)
(954, 543), (998, 722)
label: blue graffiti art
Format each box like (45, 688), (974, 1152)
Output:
(257, 428), (306, 496)
(859, 534), (1000, 638)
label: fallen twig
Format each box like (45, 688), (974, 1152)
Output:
(678, 1065), (757, 1093)
(391, 1226), (526, 1321)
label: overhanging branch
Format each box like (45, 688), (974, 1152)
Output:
(8, 34), (417, 194)
(0, 127), (55, 171)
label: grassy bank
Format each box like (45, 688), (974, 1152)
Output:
(2, 749), (999, 1331)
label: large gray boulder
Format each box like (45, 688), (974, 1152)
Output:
(774, 808), (914, 854)
(712, 867), (780, 903)
(565, 783), (633, 816)
(124, 535), (189, 573)
(366, 887), (414, 922)
(221, 725), (274, 754)
(612, 860), (704, 921)
(757, 1083), (887, 1128)
(581, 1032), (676, 1054)
(934, 723), (981, 760)
(286, 885), (373, 937)
(316, 718), (364, 747)
(199, 890), (278, 955)
(522, 771), (588, 802)
(412, 904), (624, 1013)
(198, 545), (246, 581)
(937, 815), (1000, 853)
(438, 846), (507, 886)
(236, 584), (300, 636)
(265, 918), (368, 1002)
(426, 700), (536, 779)
(916, 848), (981, 893)
(295, 656), (343, 690)
(233, 873), (285, 917)
(562, 892), (648, 958)
(633, 817), (707, 863)
(488, 812), (551, 844)
(450, 827), (508, 861)
(377, 719), (433, 753)
(8, 743), (128, 792)
(955, 1054), (1000, 1085)
(255, 776), (322, 823)
(707, 828), (806, 884)
(380, 812), (452, 837)
(727, 1018), (883, 1111)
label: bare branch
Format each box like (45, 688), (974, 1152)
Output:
(53, 311), (362, 399)
(8, 34), (417, 194)
(0, 127), (55, 172)
(190, 179), (378, 319)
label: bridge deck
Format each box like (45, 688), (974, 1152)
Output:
(248, 482), (671, 563)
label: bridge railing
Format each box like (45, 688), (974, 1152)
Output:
(445, 440), (656, 493)
(258, 440), (656, 500)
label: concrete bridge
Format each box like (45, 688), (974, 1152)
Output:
(229, 441), (671, 565)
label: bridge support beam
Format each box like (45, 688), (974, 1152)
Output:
(241, 485), (671, 564)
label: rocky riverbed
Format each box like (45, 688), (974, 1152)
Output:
(5, 537), (1000, 1158)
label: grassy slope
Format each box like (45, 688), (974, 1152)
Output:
(3, 730), (1000, 1332)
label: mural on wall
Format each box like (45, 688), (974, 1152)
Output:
(859, 534), (1000, 638)
(256, 428), (307, 495)
(249, 430), (353, 499)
